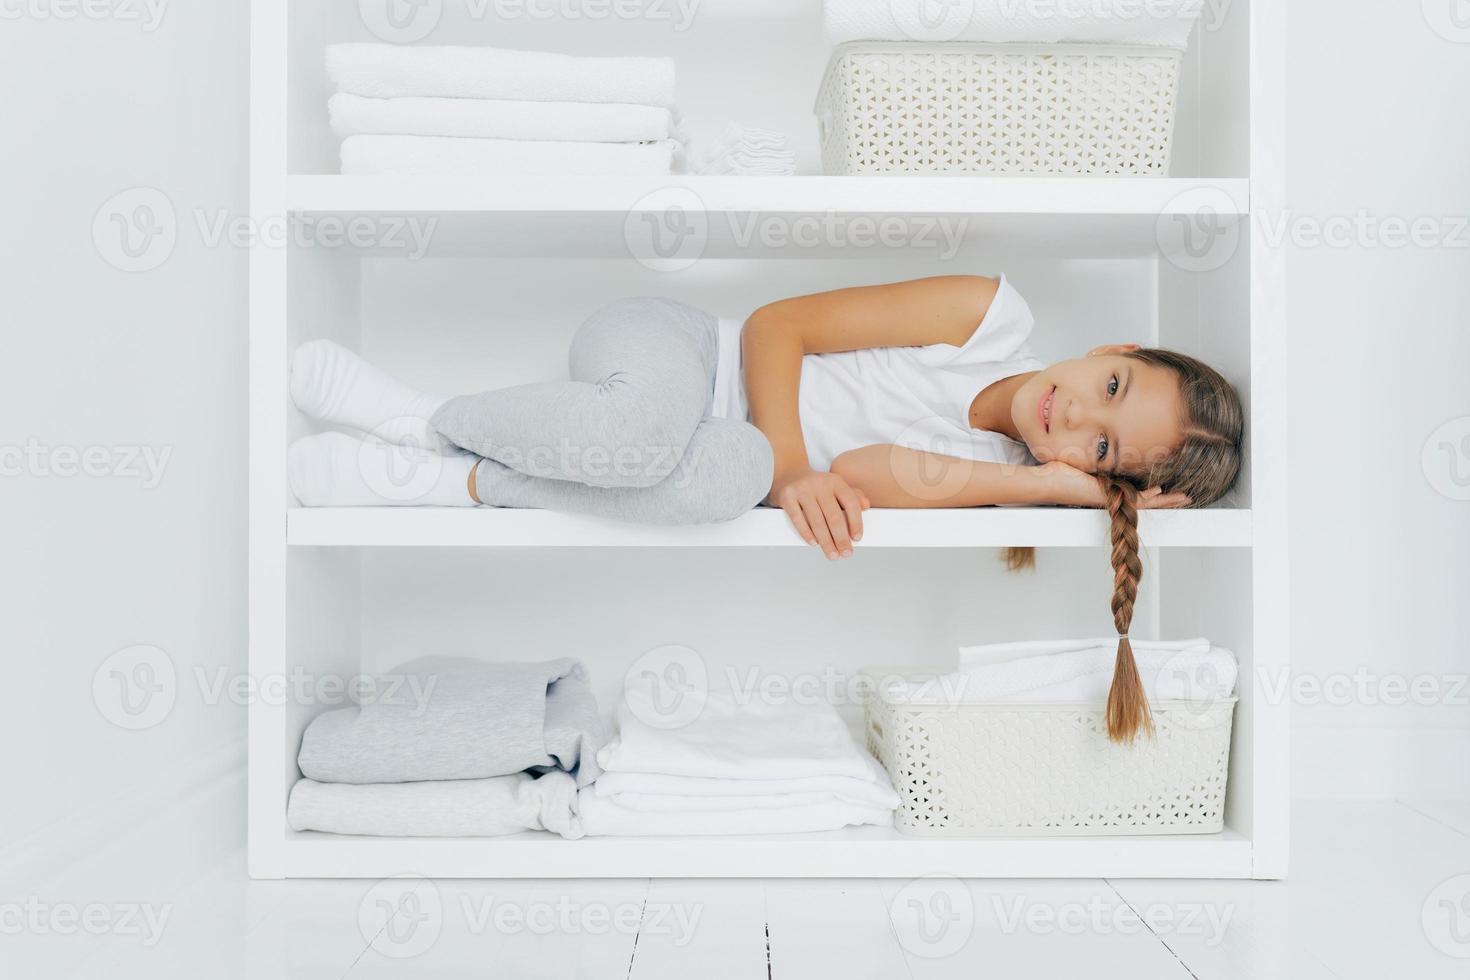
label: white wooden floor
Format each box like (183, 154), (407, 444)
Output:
(20, 801), (1470, 980)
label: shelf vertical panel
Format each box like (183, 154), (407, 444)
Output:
(247, 0), (289, 880)
(1248, 0), (1290, 879)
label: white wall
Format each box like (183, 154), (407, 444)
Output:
(0, 1), (1463, 894)
(0, 2), (250, 895)
(1284, 0), (1470, 799)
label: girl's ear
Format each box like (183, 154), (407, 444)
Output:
(1086, 343), (1143, 358)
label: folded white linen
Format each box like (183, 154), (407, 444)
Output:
(887, 638), (1236, 704)
(327, 43), (676, 106)
(577, 787), (893, 836)
(698, 156), (796, 177)
(597, 689), (880, 782)
(823, 0), (1203, 50)
(340, 135), (682, 176)
(607, 791), (845, 812)
(329, 94), (677, 143)
(594, 752), (900, 811)
(692, 123), (797, 177)
(287, 771), (583, 839)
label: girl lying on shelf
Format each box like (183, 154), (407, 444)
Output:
(287, 275), (1242, 741)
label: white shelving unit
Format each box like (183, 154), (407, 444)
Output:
(250, 0), (1286, 879)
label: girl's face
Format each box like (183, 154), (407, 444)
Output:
(1010, 345), (1186, 477)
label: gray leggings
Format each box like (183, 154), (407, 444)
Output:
(430, 297), (774, 525)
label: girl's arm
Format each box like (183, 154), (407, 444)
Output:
(831, 445), (1193, 509)
(742, 276), (1004, 557)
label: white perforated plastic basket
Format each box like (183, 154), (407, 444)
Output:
(864, 670), (1234, 836)
(815, 42), (1184, 176)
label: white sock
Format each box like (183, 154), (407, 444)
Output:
(288, 432), (479, 507)
(290, 340), (456, 453)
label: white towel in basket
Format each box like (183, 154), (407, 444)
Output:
(887, 638), (1237, 704)
(340, 135), (683, 177)
(329, 94), (678, 143)
(326, 43), (677, 106)
(823, 0), (1203, 50)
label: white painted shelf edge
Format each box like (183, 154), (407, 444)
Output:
(283, 174), (1250, 216)
(278, 827), (1254, 879)
(285, 506), (1252, 549)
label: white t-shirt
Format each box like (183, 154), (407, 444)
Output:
(710, 275), (1043, 472)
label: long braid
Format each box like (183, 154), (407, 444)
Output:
(1103, 478), (1153, 742)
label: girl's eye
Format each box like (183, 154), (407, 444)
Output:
(1097, 435), (1110, 461)
(1107, 375), (1119, 398)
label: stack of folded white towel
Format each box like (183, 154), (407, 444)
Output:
(326, 43), (684, 177)
(580, 688), (899, 836)
(325, 43), (798, 177)
(692, 123), (797, 177)
(823, 0), (1203, 50)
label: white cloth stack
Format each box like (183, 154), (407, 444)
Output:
(888, 637), (1237, 704)
(692, 123), (797, 177)
(324, 43), (682, 176)
(582, 689), (898, 836)
(823, 0), (1203, 51)
(340, 136), (684, 177)
(329, 95), (678, 143)
(327, 43), (676, 105)
(287, 770), (584, 839)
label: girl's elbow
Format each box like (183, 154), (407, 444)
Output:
(829, 449), (859, 480)
(743, 304), (784, 334)
(830, 446), (879, 484)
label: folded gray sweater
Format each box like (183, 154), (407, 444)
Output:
(297, 656), (606, 787)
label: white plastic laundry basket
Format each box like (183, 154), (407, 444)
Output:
(863, 670), (1234, 836)
(815, 42), (1184, 176)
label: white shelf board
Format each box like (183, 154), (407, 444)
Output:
(279, 826), (1254, 879)
(286, 175), (1249, 217)
(286, 506), (1251, 549)
(280, 176), (1249, 259)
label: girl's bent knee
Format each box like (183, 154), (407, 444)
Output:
(682, 423), (773, 523)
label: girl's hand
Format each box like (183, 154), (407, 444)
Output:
(769, 467), (871, 559)
(1034, 461), (1192, 509)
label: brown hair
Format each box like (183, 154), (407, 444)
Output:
(1003, 349), (1243, 743)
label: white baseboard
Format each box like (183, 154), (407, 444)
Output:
(0, 739), (245, 895)
(1293, 726), (1470, 799)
